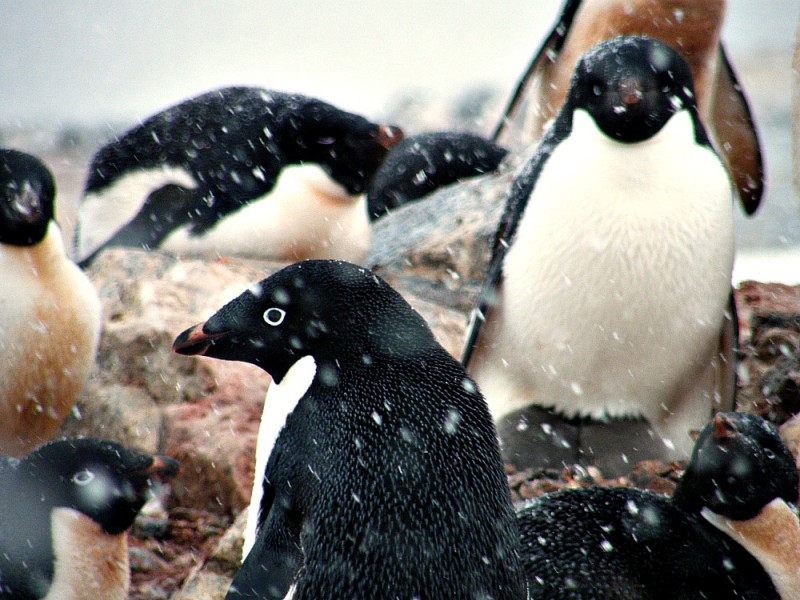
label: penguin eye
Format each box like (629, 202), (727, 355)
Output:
(263, 307), (286, 326)
(72, 470), (95, 486)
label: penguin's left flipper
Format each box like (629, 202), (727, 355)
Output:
(710, 46), (764, 216)
(462, 144), (549, 368)
(227, 496), (302, 600)
(492, 0), (580, 145)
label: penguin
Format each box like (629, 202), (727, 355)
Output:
(516, 412), (799, 599)
(0, 149), (102, 458)
(365, 131), (508, 221)
(0, 437), (179, 599)
(462, 36), (737, 477)
(172, 260), (527, 600)
(493, 0), (763, 215)
(74, 87), (403, 267)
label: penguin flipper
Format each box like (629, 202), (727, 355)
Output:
(492, 0), (581, 147)
(709, 45), (764, 216)
(718, 291), (738, 413)
(227, 502), (303, 600)
(77, 183), (196, 268)
(462, 154), (542, 367)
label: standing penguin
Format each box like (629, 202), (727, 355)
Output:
(0, 438), (179, 599)
(75, 87), (403, 267)
(173, 260), (527, 599)
(463, 37), (737, 476)
(0, 149), (101, 457)
(517, 412), (799, 598)
(365, 131), (508, 221)
(494, 0), (763, 215)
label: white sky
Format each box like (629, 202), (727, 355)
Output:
(0, 0), (797, 125)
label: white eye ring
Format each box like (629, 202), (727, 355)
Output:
(263, 307), (286, 326)
(72, 470), (95, 486)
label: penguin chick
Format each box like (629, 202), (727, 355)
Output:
(173, 260), (527, 600)
(0, 438), (179, 600)
(516, 412), (798, 599)
(0, 149), (101, 457)
(75, 87), (403, 267)
(494, 0), (763, 214)
(463, 36), (737, 476)
(365, 131), (508, 221)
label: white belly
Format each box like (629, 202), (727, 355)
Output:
(473, 110), (734, 445)
(161, 165), (372, 264)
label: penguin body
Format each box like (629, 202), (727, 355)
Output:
(463, 37), (736, 475)
(517, 412), (798, 599)
(494, 0), (763, 214)
(173, 260), (527, 600)
(0, 149), (101, 457)
(75, 87), (402, 266)
(366, 131), (508, 221)
(0, 438), (179, 599)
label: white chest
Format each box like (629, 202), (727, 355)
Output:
(242, 355), (317, 561)
(495, 110), (735, 418)
(45, 508), (129, 600)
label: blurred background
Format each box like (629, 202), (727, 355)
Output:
(0, 0), (798, 272)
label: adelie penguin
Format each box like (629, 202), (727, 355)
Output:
(517, 412), (800, 598)
(0, 149), (101, 457)
(493, 0), (763, 215)
(74, 87), (403, 267)
(365, 131), (508, 221)
(462, 36), (737, 476)
(0, 437), (179, 599)
(173, 260), (527, 599)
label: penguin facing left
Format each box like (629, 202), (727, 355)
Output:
(463, 36), (737, 477)
(516, 412), (799, 599)
(173, 260), (527, 600)
(74, 87), (403, 267)
(365, 131), (508, 221)
(0, 437), (179, 599)
(0, 149), (102, 457)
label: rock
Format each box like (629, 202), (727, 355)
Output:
(367, 167), (513, 313)
(173, 511), (245, 600)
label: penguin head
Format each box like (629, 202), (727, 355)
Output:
(17, 438), (179, 535)
(173, 259), (436, 383)
(673, 413), (799, 521)
(565, 36), (700, 143)
(286, 99), (403, 194)
(0, 149), (56, 246)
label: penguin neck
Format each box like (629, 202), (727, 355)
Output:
(45, 507), (129, 600)
(3, 222), (69, 278)
(701, 499), (800, 599)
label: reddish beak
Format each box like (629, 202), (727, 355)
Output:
(172, 322), (228, 356)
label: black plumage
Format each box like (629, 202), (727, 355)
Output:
(173, 260), (526, 600)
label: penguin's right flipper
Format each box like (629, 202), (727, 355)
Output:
(226, 501), (303, 600)
(462, 152), (544, 367)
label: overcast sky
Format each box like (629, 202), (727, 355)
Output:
(1, 1), (797, 125)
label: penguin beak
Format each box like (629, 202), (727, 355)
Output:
(145, 455), (180, 479)
(172, 322), (230, 356)
(375, 125), (404, 150)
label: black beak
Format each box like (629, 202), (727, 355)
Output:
(172, 322), (230, 356)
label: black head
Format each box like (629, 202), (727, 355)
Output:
(565, 36), (703, 144)
(17, 438), (179, 535)
(173, 260), (437, 383)
(282, 98), (403, 194)
(673, 413), (799, 520)
(0, 149), (56, 246)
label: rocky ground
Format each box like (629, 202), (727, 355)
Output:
(53, 168), (800, 599)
